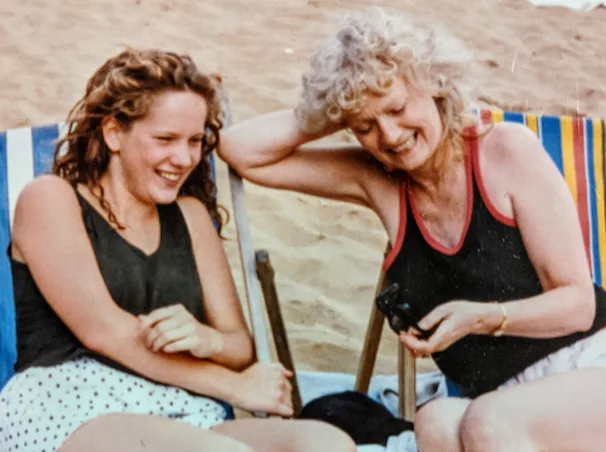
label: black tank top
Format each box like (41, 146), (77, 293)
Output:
(10, 191), (206, 375)
(384, 134), (606, 397)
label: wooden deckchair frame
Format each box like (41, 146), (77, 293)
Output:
(353, 247), (417, 421)
(220, 89), (303, 415)
(220, 86), (415, 420)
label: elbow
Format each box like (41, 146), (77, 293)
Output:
(574, 283), (596, 333)
(220, 153), (257, 181)
(217, 138), (253, 175)
(235, 337), (255, 371)
(233, 333), (255, 371)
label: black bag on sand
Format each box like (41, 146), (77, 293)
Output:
(297, 390), (414, 446)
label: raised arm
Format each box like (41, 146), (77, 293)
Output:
(218, 109), (380, 207)
(10, 175), (282, 413)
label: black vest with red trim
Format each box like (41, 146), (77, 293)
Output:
(384, 135), (606, 397)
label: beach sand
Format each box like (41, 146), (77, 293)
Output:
(2, 0), (605, 378)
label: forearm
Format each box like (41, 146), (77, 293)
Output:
(90, 315), (243, 404)
(219, 109), (327, 171)
(207, 329), (254, 371)
(480, 284), (595, 339)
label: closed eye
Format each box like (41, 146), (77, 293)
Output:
(189, 137), (204, 146)
(352, 124), (373, 135)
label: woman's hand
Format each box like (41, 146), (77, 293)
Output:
(139, 304), (224, 359)
(231, 363), (294, 418)
(399, 301), (502, 356)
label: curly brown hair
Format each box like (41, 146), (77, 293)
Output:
(53, 47), (227, 234)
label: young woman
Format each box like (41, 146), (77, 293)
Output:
(0, 48), (355, 452)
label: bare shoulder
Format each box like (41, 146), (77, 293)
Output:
(14, 175), (79, 223)
(175, 196), (216, 238)
(479, 121), (547, 170)
(12, 175), (81, 257)
(17, 174), (75, 200)
(176, 196), (212, 221)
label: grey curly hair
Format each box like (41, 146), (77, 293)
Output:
(296, 8), (476, 148)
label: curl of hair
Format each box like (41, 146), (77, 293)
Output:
(53, 48), (228, 235)
(296, 7), (476, 155)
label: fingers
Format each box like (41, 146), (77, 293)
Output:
(139, 305), (200, 353)
(262, 364), (295, 417)
(400, 331), (431, 357)
(275, 377), (294, 418)
(237, 362), (296, 418)
(417, 305), (448, 332)
(266, 362), (293, 378)
(273, 402), (294, 418)
(156, 323), (196, 351)
(401, 321), (458, 356)
(161, 336), (198, 354)
(139, 304), (188, 329)
(142, 318), (197, 352)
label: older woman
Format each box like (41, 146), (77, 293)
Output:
(219, 8), (606, 452)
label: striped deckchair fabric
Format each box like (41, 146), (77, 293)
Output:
(0, 125), (65, 391)
(474, 109), (606, 288)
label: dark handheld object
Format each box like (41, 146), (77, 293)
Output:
(375, 283), (435, 339)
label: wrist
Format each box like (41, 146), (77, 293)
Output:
(474, 302), (506, 335)
(210, 330), (225, 358)
(216, 368), (244, 407)
(191, 325), (225, 360)
(488, 302), (508, 337)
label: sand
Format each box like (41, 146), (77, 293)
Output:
(2, 0), (606, 377)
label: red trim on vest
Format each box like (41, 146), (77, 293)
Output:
(383, 183), (407, 271)
(408, 148), (474, 256)
(470, 131), (517, 227)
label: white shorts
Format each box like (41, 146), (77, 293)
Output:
(0, 357), (227, 452)
(499, 328), (606, 389)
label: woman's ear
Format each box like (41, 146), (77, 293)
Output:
(101, 117), (123, 154)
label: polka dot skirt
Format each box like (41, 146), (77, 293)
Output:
(0, 357), (227, 452)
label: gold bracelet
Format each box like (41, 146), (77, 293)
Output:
(491, 302), (508, 337)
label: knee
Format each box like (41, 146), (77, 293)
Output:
(296, 420), (357, 452)
(415, 398), (467, 451)
(459, 396), (517, 452)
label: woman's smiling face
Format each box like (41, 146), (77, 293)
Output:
(347, 77), (444, 173)
(103, 89), (209, 204)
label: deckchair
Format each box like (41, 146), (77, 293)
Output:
(355, 109), (606, 421)
(0, 92), (302, 417)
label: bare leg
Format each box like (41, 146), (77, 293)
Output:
(60, 413), (255, 452)
(414, 398), (470, 452)
(213, 418), (357, 452)
(460, 368), (606, 452)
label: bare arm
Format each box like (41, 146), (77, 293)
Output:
(480, 122), (594, 337)
(218, 109), (382, 207)
(177, 196), (254, 370)
(404, 123), (596, 355)
(11, 176), (245, 403)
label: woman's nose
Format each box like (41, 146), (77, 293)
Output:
(378, 118), (401, 148)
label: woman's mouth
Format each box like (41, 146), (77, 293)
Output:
(386, 132), (418, 155)
(157, 170), (181, 183)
